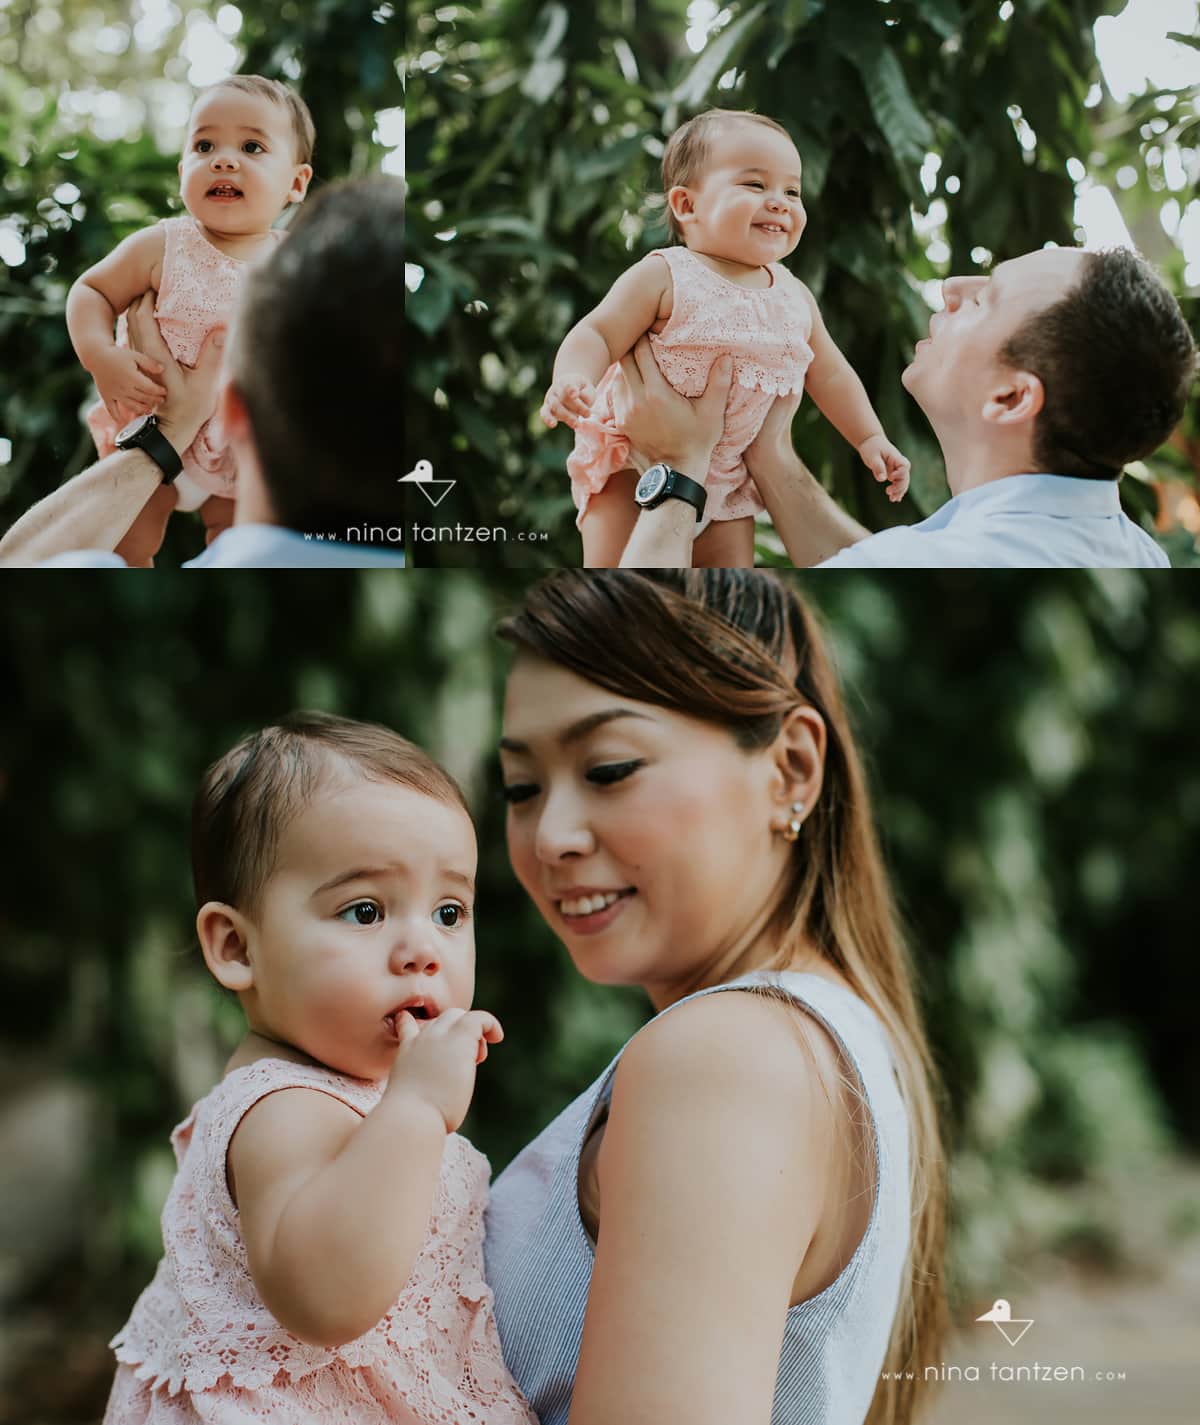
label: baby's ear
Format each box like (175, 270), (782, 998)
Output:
(197, 902), (255, 992)
(289, 164), (313, 204)
(667, 184), (698, 227)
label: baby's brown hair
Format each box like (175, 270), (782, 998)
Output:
(191, 711), (468, 916)
(661, 109), (795, 243)
(199, 74), (316, 165)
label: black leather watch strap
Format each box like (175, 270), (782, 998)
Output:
(116, 417), (183, 484)
(660, 469), (707, 519)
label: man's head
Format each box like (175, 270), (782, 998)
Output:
(903, 246), (1196, 487)
(218, 176), (404, 537)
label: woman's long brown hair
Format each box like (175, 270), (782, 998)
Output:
(499, 571), (948, 1425)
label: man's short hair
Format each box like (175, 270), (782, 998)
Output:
(228, 177), (403, 536)
(1001, 247), (1197, 481)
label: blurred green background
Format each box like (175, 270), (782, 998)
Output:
(405, 0), (1200, 567)
(2, 570), (1199, 1421)
(0, 0), (401, 567)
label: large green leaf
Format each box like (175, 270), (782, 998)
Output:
(671, 2), (769, 109)
(862, 45), (935, 173)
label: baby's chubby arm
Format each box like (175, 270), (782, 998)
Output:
(228, 1009), (503, 1350)
(799, 284), (910, 502)
(540, 255), (670, 428)
(66, 225), (168, 424)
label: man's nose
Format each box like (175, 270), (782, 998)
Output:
(942, 276), (982, 312)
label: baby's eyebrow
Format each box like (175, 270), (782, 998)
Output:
(192, 124), (272, 139)
(736, 166), (803, 182)
(311, 864), (476, 897)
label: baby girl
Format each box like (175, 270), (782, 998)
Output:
(540, 107), (910, 568)
(103, 712), (536, 1425)
(67, 76), (313, 566)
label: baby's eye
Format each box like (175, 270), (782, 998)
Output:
(743, 181), (764, 189)
(243, 140), (265, 154)
(337, 900), (383, 926)
(195, 139), (213, 153)
(433, 902), (470, 929)
(787, 189), (801, 198)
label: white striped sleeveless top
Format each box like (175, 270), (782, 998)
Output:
(484, 970), (912, 1425)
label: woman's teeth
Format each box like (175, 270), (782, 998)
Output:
(560, 890), (625, 917)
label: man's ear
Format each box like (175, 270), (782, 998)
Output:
(218, 379), (251, 444)
(197, 901), (255, 993)
(982, 369), (1044, 427)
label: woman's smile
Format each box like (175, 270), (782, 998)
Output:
(556, 887), (637, 933)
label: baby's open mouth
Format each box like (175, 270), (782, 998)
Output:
(384, 998), (438, 1038)
(206, 183), (243, 199)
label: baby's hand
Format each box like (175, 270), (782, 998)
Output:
(540, 377), (596, 430)
(859, 433), (911, 504)
(90, 345), (168, 426)
(384, 1007), (504, 1133)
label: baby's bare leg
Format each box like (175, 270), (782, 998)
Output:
(579, 470), (640, 568)
(692, 515), (755, 569)
(113, 482), (178, 568)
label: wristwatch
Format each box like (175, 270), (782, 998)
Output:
(633, 463), (707, 522)
(114, 413), (183, 484)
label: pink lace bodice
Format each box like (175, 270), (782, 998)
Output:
(567, 245), (815, 527)
(104, 1058), (536, 1425)
(86, 216), (266, 500)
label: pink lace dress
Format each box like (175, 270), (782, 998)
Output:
(86, 216), (267, 512)
(567, 245), (815, 532)
(103, 1059), (537, 1425)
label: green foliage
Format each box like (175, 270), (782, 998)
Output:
(405, 0), (1190, 566)
(0, 0), (400, 565)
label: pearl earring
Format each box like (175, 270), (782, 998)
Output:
(782, 801), (805, 842)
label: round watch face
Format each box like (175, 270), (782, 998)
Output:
(635, 464), (669, 506)
(115, 414), (153, 445)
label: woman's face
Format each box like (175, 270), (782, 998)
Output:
(501, 655), (805, 1009)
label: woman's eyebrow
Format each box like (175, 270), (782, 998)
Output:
(499, 708), (655, 754)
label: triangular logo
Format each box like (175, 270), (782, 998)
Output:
(995, 1320), (1033, 1348)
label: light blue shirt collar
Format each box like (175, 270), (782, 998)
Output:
(183, 524), (406, 568)
(817, 473), (1168, 569)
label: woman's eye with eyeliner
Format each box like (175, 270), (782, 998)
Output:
(587, 760), (644, 785)
(337, 900), (382, 926)
(502, 783), (538, 805)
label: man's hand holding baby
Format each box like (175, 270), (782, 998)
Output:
(858, 433), (911, 504)
(540, 377), (596, 430)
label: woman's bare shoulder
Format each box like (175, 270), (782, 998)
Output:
(616, 984), (845, 1114)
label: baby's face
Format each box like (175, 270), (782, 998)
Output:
(179, 87), (311, 236)
(242, 777), (478, 1081)
(672, 123), (806, 268)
